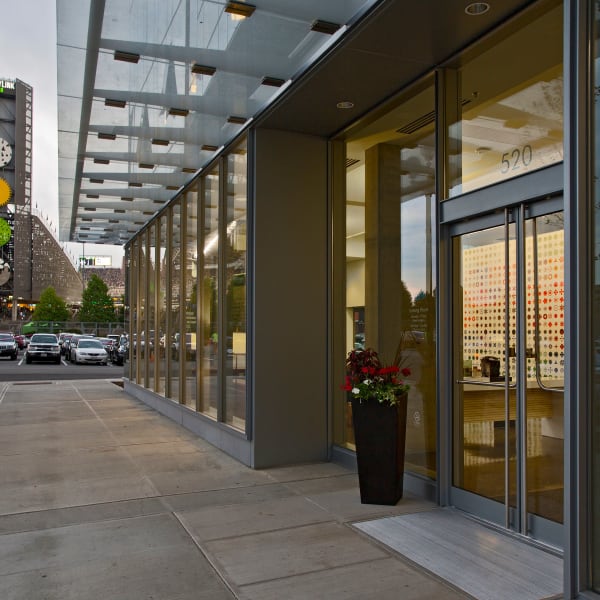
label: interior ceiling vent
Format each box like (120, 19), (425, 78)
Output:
(345, 157), (360, 168)
(396, 99), (471, 135)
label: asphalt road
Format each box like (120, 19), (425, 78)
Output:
(0, 350), (126, 382)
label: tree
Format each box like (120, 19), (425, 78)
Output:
(78, 274), (116, 322)
(31, 287), (70, 322)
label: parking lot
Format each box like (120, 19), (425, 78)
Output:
(0, 348), (126, 382)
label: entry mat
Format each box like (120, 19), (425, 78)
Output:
(354, 509), (562, 600)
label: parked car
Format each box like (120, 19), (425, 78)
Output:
(106, 334), (121, 345)
(0, 333), (18, 360)
(71, 338), (109, 365)
(171, 332), (196, 361)
(13, 334), (28, 349)
(25, 333), (61, 364)
(66, 334), (95, 362)
(58, 332), (77, 355)
(98, 337), (115, 355)
(111, 335), (129, 365)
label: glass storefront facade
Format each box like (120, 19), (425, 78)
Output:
(339, 80), (437, 480)
(593, 0), (600, 591)
(122, 0), (600, 594)
(447, 1), (563, 197)
(128, 139), (248, 434)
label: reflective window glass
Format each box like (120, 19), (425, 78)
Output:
(200, 167), (219, 419)
(224, 141), (247, 431)
(340, 81), (437, 478)
(169, 200), (182, 403)
(593, 1), (600, 589)
(157, 216), (167, 396)
(447, 2), (563, 197)
(147, 224), (157, 391)
(184, 188), (199, 409)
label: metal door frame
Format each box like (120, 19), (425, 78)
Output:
(442, 192), (564, 549)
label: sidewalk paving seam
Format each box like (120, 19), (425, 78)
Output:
(171, 510), (241, 599)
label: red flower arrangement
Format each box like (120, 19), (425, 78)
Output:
(342, 348), (410, 406)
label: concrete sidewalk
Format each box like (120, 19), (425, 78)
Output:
(0, 379), (469, 600)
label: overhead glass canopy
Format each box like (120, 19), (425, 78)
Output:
(57, 0), (378, 245)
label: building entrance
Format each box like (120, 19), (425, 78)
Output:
(449, 199), (564, 548)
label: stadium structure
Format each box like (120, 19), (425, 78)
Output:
(0, 78), (87, 317)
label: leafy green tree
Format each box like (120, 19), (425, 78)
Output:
(31, 287), (70, 322)
(78, 274), (116, 322)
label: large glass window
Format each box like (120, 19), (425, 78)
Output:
(138, 233), (147, 385)
(183, 188), (199, 409)
(340, 81), (437, 479)
(127, 140), (247, 435)
(223, 141), (247, 431)
(593, 0), (600, 589)
(169, 200), (182, 403)
(446, 1), (563, 198)
(130, 238), (139, 381)
(200, 167), (220, 419)
(147, 224), (157, 391)
(157, 215), (167, 396)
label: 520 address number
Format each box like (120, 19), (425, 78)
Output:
(500, 145), (533, 173)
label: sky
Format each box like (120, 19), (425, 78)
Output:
(0, 0), (124, 268)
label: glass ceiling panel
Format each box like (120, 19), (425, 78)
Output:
(57, 0), (378, 245)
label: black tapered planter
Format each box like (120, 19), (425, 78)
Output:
(351, 394), (408, 505)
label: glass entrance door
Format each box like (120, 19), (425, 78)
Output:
(451, 202), (564, 547)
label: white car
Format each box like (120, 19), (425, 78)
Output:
(71, 338), (108, 365)
(25, 333), (61, 364)
(0, 333), (18, 360)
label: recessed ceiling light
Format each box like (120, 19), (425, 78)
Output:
(311, 20), (341, 35)
(191, 64), (216, 76)
(337, 101), (354, 109)
(105, 98), (126, 108)
(182, 167), (196, 173)
(114, 50), (140, 64)
(139, 163), (154, 169)
(93, 158), (110, 164)
(227, 115), (247, 125)
(225, 1), (255, 18)
(128, 182), (142, 187)
(152, 138), (170, 146)
(98, 132), (116, 140)
(201, 144), (218, 151)
(89, 178), (104, 184)
(86, 194), (99, 199)
(465, 2), (490, 15)
(261, 76), (285, 87)
(168, 107), (189, 117)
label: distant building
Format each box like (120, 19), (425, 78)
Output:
(0, 78), (81, 316)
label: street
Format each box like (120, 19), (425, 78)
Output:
(0, 349), (126, 382)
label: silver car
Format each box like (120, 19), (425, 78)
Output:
(71, 338), (108, 365)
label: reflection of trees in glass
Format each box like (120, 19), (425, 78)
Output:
(225, 227), (246, 337)
(227, 273), (245, 335)
(201, 276), (217, 344)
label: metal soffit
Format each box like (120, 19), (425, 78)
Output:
(57, 0), (380, 246)
(57, 0), (538, 247)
